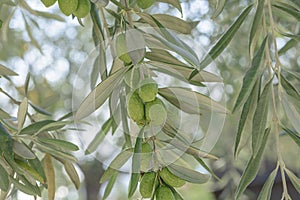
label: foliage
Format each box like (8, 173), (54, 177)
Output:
(0, 0), (299, 199)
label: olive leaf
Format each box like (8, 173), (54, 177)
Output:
(103, 172), (118, 200)
(159, 87), (228, 114)
(257, 166), (278, 200)
(75, 67), (128, 120)
(85, 117), (113, 154)
(64, 162), (80, 190)
(17, 97), (28, 133)
(272, 2), (300, 21)
(249, 0), (265, 51)
(285, 168), (300, 193)
(282, 127), (300, 147)
(211, 0), (227, 19)
(282, 94), (300, 133)
(232, 36), (268, 113)
(29, 102), (52, 116)
(37, 138), (79, 151)
(128, 127), (144, 198)
(252, 78), (272, 157)
(167, 163), (210, 184)
(0, 64), (18, 76)
(189, 4), (253, 78)
(9, 177), (39, 196)
(235, 128), (270, 200)
(0, 164), (9, 191)
(280, 73), (300, 101)
(234, 80), (259, 157)
(20, 120), (56, 135)
(13, 140), (36, 159)
(157, 0), (182, 14)
(100, 149), (133, 183)
(43, 154), (55, 200)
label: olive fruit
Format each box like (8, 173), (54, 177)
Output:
(41, 0), (57, 7)
(58, 0), (79, 16)
(155, 185), (175, 200)
(137, 0), (155, 9)
(138, 78), (158, 102)
(139, 172), (156, 198)
(73, 0), (91, 18)
(141, 142), (152, 172)
(159, 167), (186, 187)
(116, 33), (131, 64)
(127, 92), (145, 125)
(145, 98), (167, 126)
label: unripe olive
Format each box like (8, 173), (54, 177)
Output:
(155, 185), (175, 200)
(159, 167), (186, 188)
(137, 0), (155, 9)
(127, 92), (145, 125)
(73, 0), (91, 18)
(138, 78), (158, 102)
(139, 172), (156, 198)
(58, 0), (79, 16)
(116, 34), (131, 64)
(41, 0), (57, 7)
(141, 142), (152, 172)
(145, 98), (167, 126)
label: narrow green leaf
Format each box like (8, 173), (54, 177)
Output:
(126, 30), (146, 65)
(235, 128), (270, 199)
(157, 0), (182, 14)
(18, 175), (41, 196)
(232, 36), (268, 113)
(128, 127), (144, 198)
(90, 3), (105, 43)
(36, 121), (71, 135)
(29, 102), (52, 116)
(170, 187), (184, 200)
(279, 39), (297, 55)
(38, 138), (79, 151)
(0, 123), (13, 159)
(28, 158), (46, 182)
(23, 14), (42, 53)
(43, 154), (55, 200)
(280, 73), (300, 100)
(20, 120), (56, 135)
(211, 0), (227, 19)
(146, 49), (188, 67)
(257, 166), (278, 200)
(35, 11), (65, 22)
(191, 4), (253, 77)
(120, 93), (132, 147)
(285, 168), (300, 193)
(234, 81), (259, 157)
(167, 163), (210, 184)
(103, 171), (118, 200)
(64, 162), (80, 190)
(100, 149), (133, 183)
(283, 127), (300, 147)
(9, 177), (38, 196)
(0, 164), (9, 191)
(75, 67), (127, 120)
(0, 64), (18, 76)
(282, 94), (300, 133)
(252, 78), (272, 157)
(0, 19), (2, 29)
(85, 117), (113, 154)
(145, 14), (197, 34)
(0, 108), (10, 119)
(24, 73), (30, 96)
(148, 61), (222, 85)
(194, 157), (220, 180)
(13, 140), (36, 159)
(36, 143), (78, 163)
(249, 0), (265, 50)
(159, 87), (228, 114)
(17, 97), (28, 132)
(15, 160), (44, 183)
(273, 2), (300, 21)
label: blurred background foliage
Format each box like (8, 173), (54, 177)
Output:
(0, 0), (299, 199)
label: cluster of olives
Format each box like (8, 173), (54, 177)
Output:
(41, 0), (91, 18)
(140, 167), (186, 199)
(127, 78), (167, 126)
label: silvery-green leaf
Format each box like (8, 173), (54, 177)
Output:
(13, 141), (36, 159)
(0, 64), (18, 76)
(285, 168), (300, 193)
(17, 97), (28, 132)
(257, 166), (278, 200)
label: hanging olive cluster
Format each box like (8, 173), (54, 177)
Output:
(127, 78), (167, 126)
(140, 167), (186, 199)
